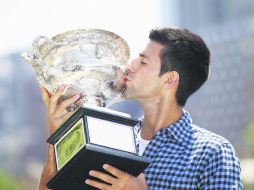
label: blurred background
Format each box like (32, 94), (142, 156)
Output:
(0, 0), (254, 189)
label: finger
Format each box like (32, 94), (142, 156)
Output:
(51, 110), (73, 127)
(49, 111), (74, 135)
(137, 173), (148, 188)
(54, 94), (80, 115)
(85, 179), (111, 190)
(40, 86), (50, 108)
(49, 86), (65, 115)
(53, 108), (69, 119)
(103, 164), (126, 179)
(58, 111), (73, 124)
(137, 173), (146, 181)
(89, 170), (116, 185)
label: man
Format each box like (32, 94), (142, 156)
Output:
(38, 28), (242, 189)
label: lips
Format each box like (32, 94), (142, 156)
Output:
(122, 77), (130, 83)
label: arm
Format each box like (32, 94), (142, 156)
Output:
(37, 86), (80, 190)
(37, 144), (56, 190)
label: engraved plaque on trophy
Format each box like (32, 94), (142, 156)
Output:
(21, 29), (150, 190)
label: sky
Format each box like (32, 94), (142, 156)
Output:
(0, 0), (177, 57)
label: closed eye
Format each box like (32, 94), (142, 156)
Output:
(139, 54), (148, 65)
(140, 57), (147, 65)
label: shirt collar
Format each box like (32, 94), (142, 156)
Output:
(165, 110), (193, 145)
(137, 110), (193, 146)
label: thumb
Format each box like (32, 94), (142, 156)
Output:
(40, 86), (50, 109)
(137, 173), (148, 190)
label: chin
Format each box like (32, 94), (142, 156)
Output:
(123, 91), (131, 99)
(122, 89), (134, 100)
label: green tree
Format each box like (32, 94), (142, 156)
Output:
(245, 119), (254, 149)
(0, 171), (23, 190)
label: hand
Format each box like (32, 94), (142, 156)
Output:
(85, 164), (148, 190)
(40, 85), (80, 135)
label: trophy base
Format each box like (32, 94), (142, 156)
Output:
(46, 107), (150, 190)
(47, 143), (149, 190)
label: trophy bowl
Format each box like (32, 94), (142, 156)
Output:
(21, 29), (130, 110)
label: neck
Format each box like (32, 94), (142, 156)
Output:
(139, 96), (182, 140)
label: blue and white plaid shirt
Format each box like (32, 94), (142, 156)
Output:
(135, 110), (243, 190)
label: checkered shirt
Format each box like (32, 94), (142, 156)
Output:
(135, 110), (243, 190)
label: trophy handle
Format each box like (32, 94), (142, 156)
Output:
(32, 36), (52, 59)
(20, 52), (34, 65)
(21, 36), (50, 65)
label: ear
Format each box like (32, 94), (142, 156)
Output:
(163, 71), (179, 89)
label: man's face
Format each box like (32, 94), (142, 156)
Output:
(123, 40), (164, 101)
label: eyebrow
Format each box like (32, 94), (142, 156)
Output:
(139, 53), (150, 61)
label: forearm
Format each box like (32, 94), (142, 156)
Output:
(38, 145), (56, 190)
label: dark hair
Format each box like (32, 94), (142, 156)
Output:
(149, 28), (210, 106)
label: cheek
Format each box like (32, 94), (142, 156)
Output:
(147, 81), (160, 93)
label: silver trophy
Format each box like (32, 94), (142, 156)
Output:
(21, 29), (150, 190)
(21, 29), (129, 110)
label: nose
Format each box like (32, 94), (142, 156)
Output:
(126, 58), (137, 73)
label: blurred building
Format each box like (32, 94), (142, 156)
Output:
(162, 0), (254, 156)
(0, 54), (47, 177)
